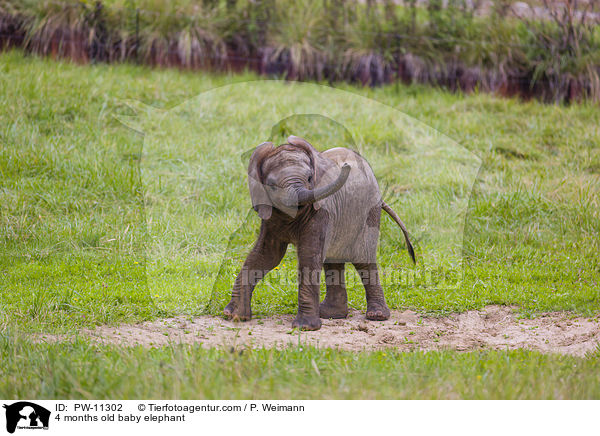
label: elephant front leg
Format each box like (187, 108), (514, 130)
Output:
(293, 260), (323, 330)
(224, 226), (287, 321)
(353, 262), (390, 321)
(293, 223), (326, 331)
(320, 263), (348, 319)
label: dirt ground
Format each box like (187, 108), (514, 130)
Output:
(36, 306), (600, 356)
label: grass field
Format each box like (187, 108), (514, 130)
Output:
(1, 50), (599, 399)
(3, 338), (600, 399)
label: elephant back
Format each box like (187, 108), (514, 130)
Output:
(320, 147), (381, 263)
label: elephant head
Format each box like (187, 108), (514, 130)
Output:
(248, 136), (350, 220)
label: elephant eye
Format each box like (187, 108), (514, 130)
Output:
(307, 175), (313, 183)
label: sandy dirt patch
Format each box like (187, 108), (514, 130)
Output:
(36, 306), (600, 356)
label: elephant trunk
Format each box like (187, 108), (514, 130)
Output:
(296, 163), (351, 205)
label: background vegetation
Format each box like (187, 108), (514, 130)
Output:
(1, 0), (599, 103)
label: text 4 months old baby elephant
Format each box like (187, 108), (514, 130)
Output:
(224, 136), (415, 330)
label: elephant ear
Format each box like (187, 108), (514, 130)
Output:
(248, 141), (275, 220)
(286, 135), (325, 210)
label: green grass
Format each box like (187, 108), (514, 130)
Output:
(1, 49), (598, 333)
(0, 50), (599, 398)
(2, 335), (600, 399)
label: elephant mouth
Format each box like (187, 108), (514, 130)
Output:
(282, 163), (350, 207)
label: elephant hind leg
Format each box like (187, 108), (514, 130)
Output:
(320, 263), (348, 319)
(353, 262), (390, 321)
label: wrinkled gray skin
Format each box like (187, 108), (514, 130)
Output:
(224, 136), (415, 330)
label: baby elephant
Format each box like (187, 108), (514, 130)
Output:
(225, 136), (415, 330)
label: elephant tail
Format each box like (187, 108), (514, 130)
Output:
(382, 201), (416, 264)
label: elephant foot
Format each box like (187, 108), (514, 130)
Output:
(223, 301), (252, 322)
(292, 314), (322, 331)
(366, 302), (390, 321)
(319, 301), (348, 319)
